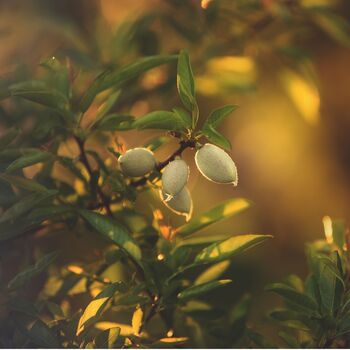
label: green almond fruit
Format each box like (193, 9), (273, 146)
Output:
(161, 159), (189, 200)
(160, 187), (193, 221)
(118, 147), (156, 177)
(195, 143), (238, 185)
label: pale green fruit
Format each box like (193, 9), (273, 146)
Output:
(160, 187), (193, 221)
(195, 143), (238, 185)
(161, 159), (189, 200)
(119, 147), (156, 177)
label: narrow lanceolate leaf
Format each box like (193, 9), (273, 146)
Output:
(143, 136), (172, 152)
(16, 318), (61, 348)
(9, 80), (68, 109)
(94, 327), (121, 349)
(133, 110), (187, 131)
(177, 50), (196, 112)
(92, 114), (134, 132)
(0, 127), (20, 148)
(194, 260), (230, 285)
(7, 251), (59, 290)
(6, 150), (53, 173)
(80, 210), (142, 262)
(178, 280), (232, 300)
(0, 190), (57, 224)
(265, 283), (318, 314)
(0, 173), (48, 192)
(77, 283), (123, 336)
(80, 55), (177, 112)
(201, 125), (232, 150)
(203, 105), (238, 130)
(132, 306), (144, 335)
(175, 198), (251, 238)
(195, 234), (272, 265)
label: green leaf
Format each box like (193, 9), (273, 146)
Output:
(133, 110), (187, 131)
(203, 105), (238, 130)
(9, 80), (68, 109)
(77, 282), (123, 336)
(177, 50), (196, 114)
(0, 127), (20, 148)
(80, 55), (177, 112)
(265, 283), (318, 314)
(8, 251), (59, 290)
(201, 125), (231, 150)
(79, 210), (142, 262)
(95, 91), (121, 120)
(246, 329), (277, 349)
(16, 318), (61, 348)
(332, 220), (346, 250)
(6, 150), (53, 173)
(195, 234), (272, 265)
(0, 190), (57, 224)
(94, 327), (121, 349)
(92, 114), (134, 132)
(178, 279), (232, 300)
(175, 198), (251, 238)
(194, 260), (230, 285)
(0, 173), (48, 192)
(172, 107), (192, 129)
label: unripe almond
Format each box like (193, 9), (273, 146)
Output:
(118, 147), (156, 177)
(195, 143), (238, 185)
(161, 159), (189, 200)
(160, 187), (193, 221)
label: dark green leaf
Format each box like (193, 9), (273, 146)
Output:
(175, 198), (251, 238)
(0, 190), (57, 224)
(203, 105), (238, 130)
(201, 125), (231, 150)
(6, 150), (53, 173)
(265, 283), (318, 314)
(0, 127), (20, 148)
(92, 114), (134, 132)
(80, 210), (142, 262)
(177, 50), (196, 115)
(77, 282), (123, 335)
(0, 173), (48, 192)
(133, 110), (187, 131)
(178, 279), (232, 300)
(195, 234), (272, 264)
(246, 329), (277, 348)
(172, 107), (192, 129)
(9, 80), (68, 109)
(80, 55), (177, 112)
(8, 251), (59, 290)
(278, 331), (301, 348)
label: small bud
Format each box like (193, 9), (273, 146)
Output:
(161, 159), (189, 200)
(119, 147), (156, 177)
(160, 187), (193, 221)
(195, 143), (238, 185)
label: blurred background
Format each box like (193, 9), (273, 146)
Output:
(1, 0), (350, 336)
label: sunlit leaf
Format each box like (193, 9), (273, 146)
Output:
(77, 282), (123, 335)
(80, 210), (142, 262)
(6, 150), (53, 173)
(80, 55), (177, 112)
(178, 279), (232, 300)
(8, 251), (59, 290)
(143, 136), (172, 152)
(94, 327), (120, 349)
(132, 306), (143, 335)
(91, 114), (134, 132)
(174, 198), (251, 238)
(194, 260), (230, 285)
(195, 234), (272, 264)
